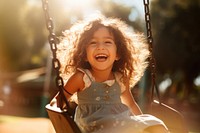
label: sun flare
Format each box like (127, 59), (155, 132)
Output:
(60, 0), (95, 13)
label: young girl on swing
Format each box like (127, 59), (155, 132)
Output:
(58, 13), (169, 133)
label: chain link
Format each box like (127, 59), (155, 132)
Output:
(41, 0), (70, 110)
(42, 0), (159, 105)
(143, 0), (160, 102)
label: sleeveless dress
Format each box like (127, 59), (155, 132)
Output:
(74, 69), (166, 133)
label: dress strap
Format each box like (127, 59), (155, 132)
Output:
(114, 72), (126, 93)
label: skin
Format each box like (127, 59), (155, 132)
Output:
(64, 27), (142, 115)
(63, 27), (169, 133)
(85, 27), (119, 82)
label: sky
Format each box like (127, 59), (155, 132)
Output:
(28, 0), (145, 18)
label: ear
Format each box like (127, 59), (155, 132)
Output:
(115, 54), (120, 61)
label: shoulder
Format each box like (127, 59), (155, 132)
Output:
(65, 70), (85, 92)
(70, 70), (84, 81)
(67, 68), (93, 91)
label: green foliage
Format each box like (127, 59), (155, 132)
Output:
(151, 0), (200, 98)
(0, 0), (141, 73)
(0, 0), (47, 72)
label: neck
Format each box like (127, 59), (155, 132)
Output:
(90, 68), (114, 82)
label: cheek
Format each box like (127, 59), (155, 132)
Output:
(85, 48), (93, 61)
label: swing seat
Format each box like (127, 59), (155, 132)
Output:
(149, 100), (188, 133)
(46, 99), (188, 133)
(46, 98), (81, 133)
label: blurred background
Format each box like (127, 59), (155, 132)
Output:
(0, 0), (199, 133)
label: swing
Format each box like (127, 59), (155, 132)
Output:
(143, 1), (188, 133)
(41, 0), (188, 133)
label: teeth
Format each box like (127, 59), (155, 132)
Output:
(95, 54), (107, 58)
(95, 54), (108, 61)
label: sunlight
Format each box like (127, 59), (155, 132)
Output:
(159, 78), (172, 93)
(27, 0), (40, 6)
(194, 75), (200, 86)
(17, 68), (45, 83)
(60, 0), (95, 14)
(67, 0), (92, 8)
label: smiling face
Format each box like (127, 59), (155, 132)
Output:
(86, 27), (119, 72)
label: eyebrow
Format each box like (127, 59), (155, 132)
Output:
(91, 36), (114, 40)
(104, 36), (114, 39)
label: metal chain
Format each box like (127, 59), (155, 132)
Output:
(143, 0), (161, 102)
(41, 0), (71, 110)
(41, 0), (160, 107)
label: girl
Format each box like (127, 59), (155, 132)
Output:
(58, 13), (169, 133)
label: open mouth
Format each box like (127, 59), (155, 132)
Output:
(95, 54), (108, 62)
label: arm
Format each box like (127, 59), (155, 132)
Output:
(121, 81), (143, 115)
(63, 71), (85, 100)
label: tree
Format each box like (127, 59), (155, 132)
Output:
(151, 0), (200, 100)
(0, 0), (47, 72)
(0, 0), (142, 74)
(48, 0), (142, 34)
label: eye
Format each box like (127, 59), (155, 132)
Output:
(105, 41), (112, 44)
(88, 40), (97, 47)
(90, 41), (97, 44)
(104, 39), (114, 45)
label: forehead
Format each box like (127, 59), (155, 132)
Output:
(92, 27), (114, 39)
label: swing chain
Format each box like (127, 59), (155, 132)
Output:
(143, 0), (161, 102)
(41, 0), (70, 110)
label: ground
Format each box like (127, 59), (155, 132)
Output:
(0, 115), (55, 133)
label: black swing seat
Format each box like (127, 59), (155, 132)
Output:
(46, 101), (81, 133)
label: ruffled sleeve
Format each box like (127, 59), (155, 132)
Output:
(77, 68), (93, 90)
(77, 68), (126, 93)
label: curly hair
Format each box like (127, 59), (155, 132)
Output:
(58, 13), (149, 87)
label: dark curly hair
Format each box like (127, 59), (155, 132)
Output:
(58, 13), (149, 87)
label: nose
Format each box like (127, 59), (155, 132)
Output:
(96, 43), (105, 50)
